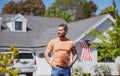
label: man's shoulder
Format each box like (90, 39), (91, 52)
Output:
(70, 41), (75, 45)
(49, 38), (58, 42)
(67, 38), (74, 43)
(66, 39), (75, 45)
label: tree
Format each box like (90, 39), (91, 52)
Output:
(44, 1), (74, 23)
(2, 1), (16, 14)
(44, 8), (74, 22)
(75, 0), (97, 21)
(99, 0), (119, 18)
(99, 6), (117, 18)
(2, 0), (45, 16)
(112, 0), (116, 8)
(0, 44), (20, 76)
(44, 0), (97, 22)
(88, 7), (120, 61)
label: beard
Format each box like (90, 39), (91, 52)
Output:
(58, 33), (66, 38)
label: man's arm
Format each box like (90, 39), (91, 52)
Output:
(67, 43), (78, 67)
(44, 47), (56, 68)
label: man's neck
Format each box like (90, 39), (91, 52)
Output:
(58, 37), (67, 41)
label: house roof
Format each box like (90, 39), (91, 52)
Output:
(68, 14), (115, 43)
(0, 14), (67, 47)
(36, 14), (115, 46)
(0, 14), (115, 48)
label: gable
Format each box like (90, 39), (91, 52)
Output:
(11, 14), (27, 22)
(6, 14), (28, 32)
(73, 14), (115, 43)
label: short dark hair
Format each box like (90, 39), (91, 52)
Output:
(58, 24), (68, 32)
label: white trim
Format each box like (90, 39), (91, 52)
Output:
(74, 14), (116, 43)
(0, 17), (2, 30)
(0, 17), (2, 20)
(11, 14), (28, 22)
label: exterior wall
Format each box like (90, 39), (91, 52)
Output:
(35, 49), (51, 76)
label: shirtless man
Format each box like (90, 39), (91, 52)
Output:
(44, 24), (78, 76)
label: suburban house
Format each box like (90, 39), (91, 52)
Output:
(0, 13), (120, 76)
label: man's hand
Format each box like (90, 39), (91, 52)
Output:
(66, 62), (73, 68)
(51, 64), (57, 68)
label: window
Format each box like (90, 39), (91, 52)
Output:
(39, 53), (44, 58)
(39, 53), (52, 58)
(15, 21), (22, 30)
(15, 53), (33, 59)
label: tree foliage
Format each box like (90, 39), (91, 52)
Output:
(88, 7), (120, 61)
(44, 0), (97, 22)
(99, 6), (117, 18)
(99, 0), (120, 18)
(0, 44), (20, 76)
(112, 0), (116, 8)
(2, 0), (45, 16)
(2, 1), (16, 14)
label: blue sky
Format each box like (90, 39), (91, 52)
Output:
(0, 0), (120, 15)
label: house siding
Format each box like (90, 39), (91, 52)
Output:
(35, 50), (51, 76)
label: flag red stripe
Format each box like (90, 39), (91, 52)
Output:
(79, 40), (92, 61)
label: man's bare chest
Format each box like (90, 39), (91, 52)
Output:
(53, 42), (72, 51)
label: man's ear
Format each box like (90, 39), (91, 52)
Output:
(65, 31), (68, 34)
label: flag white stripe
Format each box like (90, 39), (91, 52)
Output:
(79, 40), (92, 61)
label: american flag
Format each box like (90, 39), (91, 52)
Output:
(79, 40), (92, 61)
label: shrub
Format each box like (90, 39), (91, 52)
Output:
(0, 44), (20, 76)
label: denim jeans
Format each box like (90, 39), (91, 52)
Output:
(51, 66), (71, 76)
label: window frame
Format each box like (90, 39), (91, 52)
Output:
(15, 21), (22, 31)
(39, 53), (44, 58)
(39, 53), (52, 58)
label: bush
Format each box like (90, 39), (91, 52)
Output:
(0, 44), (20, 76)
(93, 64), (112, 76)
(117, 64), (120, 75)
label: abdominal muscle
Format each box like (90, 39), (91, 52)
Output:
(52, 50), (70, 67)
